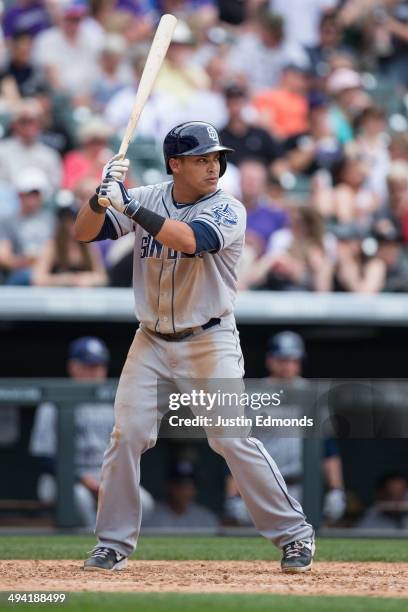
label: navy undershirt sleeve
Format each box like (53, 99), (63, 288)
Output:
(324, 438), (339, 459)
(189, 220), (220, 254)
(92, 215), (119, 241)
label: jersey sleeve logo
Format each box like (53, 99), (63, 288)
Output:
(211, 202), (238, 226)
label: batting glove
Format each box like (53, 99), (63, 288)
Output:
(98, 178), (141, 219)
(323, 488), (346, 522)
(101, 154), (130, 183)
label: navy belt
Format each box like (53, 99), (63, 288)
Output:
(153, 318), (221, 342)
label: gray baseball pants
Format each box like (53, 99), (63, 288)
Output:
(95, 315), (313, 556)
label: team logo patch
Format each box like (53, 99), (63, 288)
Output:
(207, 126), (218, 142)
(211, 203), (238, 226)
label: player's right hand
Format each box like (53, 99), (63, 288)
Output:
(99, 179), (141, 220)
(102, 154), (130, 183)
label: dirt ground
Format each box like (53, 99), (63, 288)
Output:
(1, 560), (408, 598)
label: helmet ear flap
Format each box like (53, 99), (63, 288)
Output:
(219, 152), (227, 177)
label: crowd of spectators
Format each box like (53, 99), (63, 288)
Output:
(0, 0), (407, 293)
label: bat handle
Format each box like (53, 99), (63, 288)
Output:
(97, 196), (110, 208)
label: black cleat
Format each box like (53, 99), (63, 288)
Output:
(281, 539), (315, 573)
(84, 546), (128, 571)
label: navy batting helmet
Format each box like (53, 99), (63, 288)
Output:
(267, 332), (305, 360)
(163, 121), (234, 177)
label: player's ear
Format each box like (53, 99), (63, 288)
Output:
(169, 157), (181, 175)
(67, 360), (78, 378)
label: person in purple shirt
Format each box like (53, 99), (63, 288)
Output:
(240, 159), (288, 254)
(115, 0), (155, 15)
(3, 0), (51, 39)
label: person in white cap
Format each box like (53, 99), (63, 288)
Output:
(0, 167), (54, 285)
(0, 99), (62, 193)
(327, 68), (372, 144)
(32, 0), (103, 105)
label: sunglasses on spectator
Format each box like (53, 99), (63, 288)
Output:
(86, 137), (108, 144)
(18, 116), (39, 124)
(64, 15), (83, 22)
(20, 189), (41, 195)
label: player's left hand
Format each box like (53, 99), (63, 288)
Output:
(101, 154), (130, 182)
(99, 178), (141, 220)
(323, 488), (346, 522)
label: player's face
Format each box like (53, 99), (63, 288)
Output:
(68, 360), (107, 380)
(171, 152), (221, 198)
(266, 356), (301, 380)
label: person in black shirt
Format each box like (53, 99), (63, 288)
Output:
(0, 31), (48, 100)
(219, 84), (282, 168)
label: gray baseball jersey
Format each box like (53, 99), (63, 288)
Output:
(30, 402), (114, 479)
(105, 181), (246, 333)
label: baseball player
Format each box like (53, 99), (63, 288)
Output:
(74, 121), (315, 573)
(29, 337), (155, 528)
(225, 331), (346, 525)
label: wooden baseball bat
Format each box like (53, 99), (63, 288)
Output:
(98, 13), (177, 206)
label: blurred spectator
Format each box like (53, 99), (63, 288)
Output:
(91, 33), (132, 113)
(346, 105), (390, 201)
(0, 168), (53, 285)
(219, 83), (282, 168)
(178, 54), (229, 129)
(226, 8), (309, 92)
(0, 31), (49, 103)
(369, 219), (408, 292)
(0, 98), (62, 193)
(340, 0), (408, 86)
(217, 0), (246, 25)
(73, 175), (101, 209)
(389, 132), (408, 163)
(239, 160), (288, 255)
(243, 206), (334, 291)
(356, 473), (408, 529)
(270, 0), (340, 48)
(143, 459), (218, 529)
(154, 20), (210, 103)
(305, 12), (347, 78)
(35, 83), (77, 156)
(159, 0), (219, 35)
(327, 68), (372, 144)
(375, 161), (408, 242)
(332, 222), (369, 292)
(32, 0), (103, 105)
(29, 336), (155, 528)
(32, 205), (107, 287)
(2, 0), (51, 39)
(224, 331), (346, 526)
(253, 64), (310, 140)
(92, 0), (155, 45)
(334, 219), (408, 293)
(106, 233), (135, 287)
(62, 116), (113, 190)
(312, 155), (380, 226)
(281, 95), (343, 178)
(105, 50), (179, 139)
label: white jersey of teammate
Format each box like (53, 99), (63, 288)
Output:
(104, 181), (246, 333)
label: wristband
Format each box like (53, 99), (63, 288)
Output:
(124, 200), (165, 237)
(89, 193), (106, 214)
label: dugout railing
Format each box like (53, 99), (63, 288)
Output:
(0, 378), (323, 530)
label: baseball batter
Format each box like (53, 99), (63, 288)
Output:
(74, 121), (315, 573)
